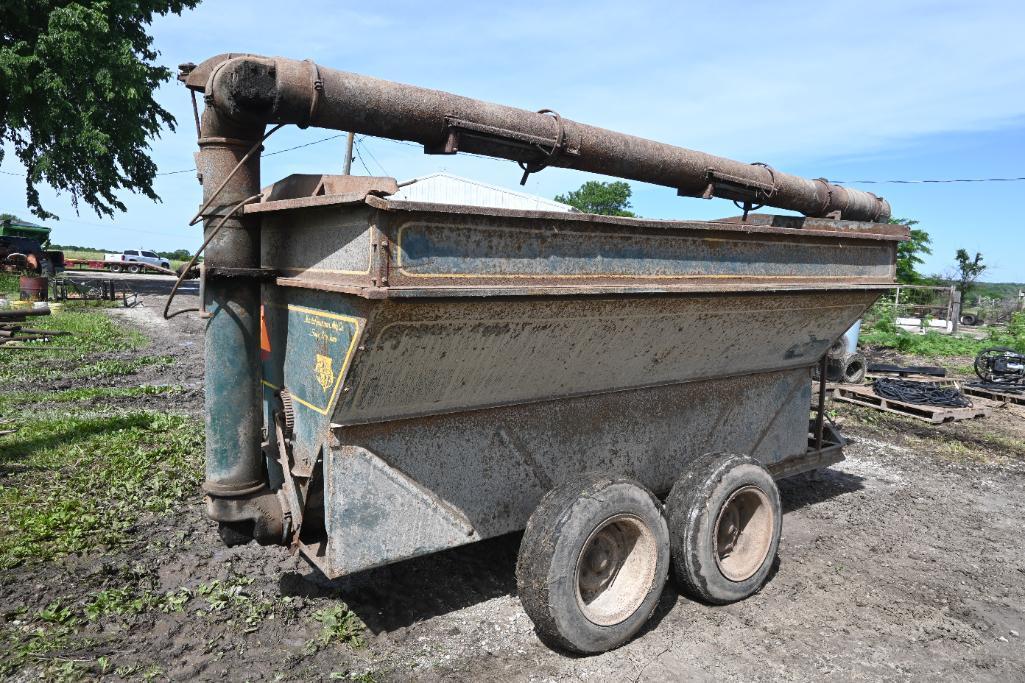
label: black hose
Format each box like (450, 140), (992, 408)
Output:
(872, 378), (972, 408)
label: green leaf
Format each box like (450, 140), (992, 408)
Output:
(0, 0), (201, 219)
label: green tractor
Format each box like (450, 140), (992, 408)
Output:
(0, 216), (64, 275)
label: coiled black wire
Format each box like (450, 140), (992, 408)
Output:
(873, 378), (972, 408)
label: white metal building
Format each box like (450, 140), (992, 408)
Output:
(392, 172), (575, 212)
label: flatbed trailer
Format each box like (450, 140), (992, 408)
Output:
(63, 258), (168, 274)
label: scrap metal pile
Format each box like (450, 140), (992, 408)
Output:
(0, 307), (64, 346)
(0, 322), (66, 346)
(972, 347), (1025, 388)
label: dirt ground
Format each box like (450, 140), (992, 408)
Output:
(3, 275), (1025, 681)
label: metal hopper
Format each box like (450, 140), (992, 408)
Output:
(179, 53), (907, 653)
(247, 188), (902, 576)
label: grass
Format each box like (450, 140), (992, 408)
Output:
(860, 327), (990, 357)
(29, 305), (147, 352)
(1, 571), (298, 679)
(58, 249), (105, 261)
(1, 580), (192, 678)
(0, 272), (19, 296)
(0, 305), (200, 570)
(0, 410), (203, 569)
(861, 303), (1025, 358)
(0, 304), (147, 384)
(0, 305), (203, 678)
(0, 384), (183, 410)
(69, 355), (175, 379)
(0, 305), (353, 680)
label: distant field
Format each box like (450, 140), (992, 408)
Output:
(61, 249), (104, 260)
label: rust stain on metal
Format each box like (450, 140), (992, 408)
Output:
(188, 53), (891, 222)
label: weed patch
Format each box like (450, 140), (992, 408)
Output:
(70, 355), (176, 379)
(861, 306), (1025, 358)
(0, 272), (20, 296)
(309, 604), (367, 651)
(0, 304), (210, 679)
(0, 411), (202, 569)
(0, 384), (183, 411)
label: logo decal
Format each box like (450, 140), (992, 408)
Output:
(315, 353), (334, 392)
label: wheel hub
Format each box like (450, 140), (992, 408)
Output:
(575, 514), (658, 626)
(713, 485), (774, 582)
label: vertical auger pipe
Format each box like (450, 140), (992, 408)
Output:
(196, 106), (286, 546)
(189, 54), (890, 222)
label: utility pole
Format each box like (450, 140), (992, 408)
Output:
(342, 131), (355, 175)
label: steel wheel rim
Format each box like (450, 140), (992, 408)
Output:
(713, 485), (773, 582)
(575, 513), (658, 626)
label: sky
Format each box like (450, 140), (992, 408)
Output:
(1, 0), (1024, 280)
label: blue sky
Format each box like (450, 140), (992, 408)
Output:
(2, 0), (1023, 280)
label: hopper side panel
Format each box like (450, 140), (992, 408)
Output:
(262, 204), (374, 280)
(334, 291), (874, 425)
(261, 288), (367, 471)
(322, 369), (808, 576)
(394, 220), (893, 282)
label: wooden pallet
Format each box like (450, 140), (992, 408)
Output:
(961, 384), (1025, 407)
(832, 384), (993, 423)
(864, 374), (1024, 407)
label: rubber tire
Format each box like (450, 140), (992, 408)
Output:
(38, 257), (54, 277)
(843, 353), (867, 384)
(666, 453), (782, 605)
(108, 264), (122, 273)
(516, 473), (670, 654)
(127, 264), (141, 274)
(826, 337), (847, 360)
(811, 359), (843, 383)
(960, 314), (978, 326)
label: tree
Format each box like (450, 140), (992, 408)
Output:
(890, 218), (932, 284)
(0, 1), (200, 220)
(555, 181), (636, 217)
(157, 248), (192, 261)
(954, 249), (986, 303)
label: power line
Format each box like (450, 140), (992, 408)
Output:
(263, 133), (347, 158)
(1, 133), (351, 178)
(150, 132), (347, 175)
(351, 138), (375, 176)
(834, 176), (1025, 185)
(355, 136), (389, 177)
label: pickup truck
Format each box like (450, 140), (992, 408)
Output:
(103, 249), (171, 273)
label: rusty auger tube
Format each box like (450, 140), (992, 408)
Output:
(193, 103), (287, 547)
(185, 53), (890, 222)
